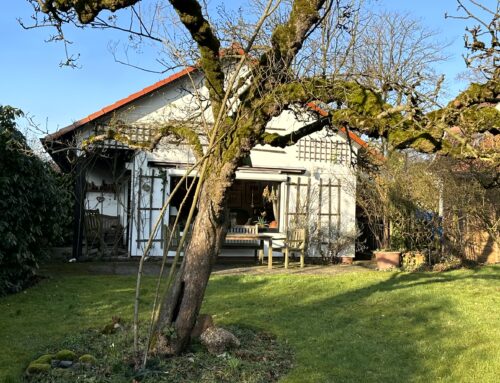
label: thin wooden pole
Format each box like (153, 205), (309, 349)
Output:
(285, 177), (290, 233)
(149, 169), (155, 245)
(318, 178), (323, 235)
(137, 168), (142, 249)
(72, 158), (86, 260)
(328, 178), (332, 248)
(296, 177), (301, 225)
(337, 181), (341, 231)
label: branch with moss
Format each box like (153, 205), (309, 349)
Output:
(37, 0), (141, 24)
(267, 0), (326, 69)
(168, 0), (225, 119)
(259, 116), (330, 147)
(154, 124), (204, 159)
(83, 123), (204, 159)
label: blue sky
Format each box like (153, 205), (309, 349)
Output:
(0, 0), (493, 135)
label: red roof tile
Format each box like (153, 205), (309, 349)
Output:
(45, 66), (197, 140)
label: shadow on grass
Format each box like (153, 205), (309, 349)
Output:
(1, 264), (498, 383)
(204, 267), (500, 382)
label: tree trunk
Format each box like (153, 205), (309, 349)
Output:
(154, 163), (233, 355)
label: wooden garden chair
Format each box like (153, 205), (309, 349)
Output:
(84, 209), (105, 256)
(279, 228), (307, 268)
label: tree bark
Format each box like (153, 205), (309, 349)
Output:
(154, 160), (234, 355)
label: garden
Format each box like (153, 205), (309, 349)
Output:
(0, 263), (499, 382)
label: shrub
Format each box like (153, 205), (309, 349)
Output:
(0, 105), (72, 296)
(401, 251), (428, 272)
(432, 255), (462, 272)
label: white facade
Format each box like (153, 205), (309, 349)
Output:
(76, 70), (360, 258)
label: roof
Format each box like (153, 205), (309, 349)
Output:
(44, 66), (368, 149)
(306, 102), (368, 149)
(45, 66), (197, 141)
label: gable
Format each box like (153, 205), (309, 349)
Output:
(43, 66), (367, 169)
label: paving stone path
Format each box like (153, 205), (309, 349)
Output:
(42, 259), (377, 277)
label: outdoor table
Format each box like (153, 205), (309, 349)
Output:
(224, 232), (279, 269)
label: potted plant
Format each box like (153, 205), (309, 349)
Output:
(373, 227), (404, 270)
(255, 214), (268, 230)
(374, 249), (401, 270)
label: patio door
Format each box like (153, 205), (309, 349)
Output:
(133, 168), (170, 256)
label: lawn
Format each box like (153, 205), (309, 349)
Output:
(0, 264), (499, 382)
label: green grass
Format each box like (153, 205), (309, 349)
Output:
(0, 264), (499, 382)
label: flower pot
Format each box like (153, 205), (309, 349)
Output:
(341, 256), (353, 265)
(268, 220), (278, 229)
(374, 251), (401, 270)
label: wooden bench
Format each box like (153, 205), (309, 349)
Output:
(84, 210), (124, 256)
(223, 224), (264, 260)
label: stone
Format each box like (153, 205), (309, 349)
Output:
(58, 360), (74, 368)
(200, 327), (240, 355)
(191, 314), (214, 339)
(55, 349), (77, 361)
(341, 256), (353, 265)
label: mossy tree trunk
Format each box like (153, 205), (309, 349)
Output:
(154, 155), (238, 355)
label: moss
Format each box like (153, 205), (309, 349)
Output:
(26, 362), (50, 374)
(159, 125), (203, 158)
(55, 349), (77, 361)
(33, 354), (54, 365)
(388, 128), (442, 154)
(42, 0), (142, 24)
(271, 0), (320, 58)
(79, 354), (97, 365)
(451, 81), (499, 108)
(460, 106), (500, 132)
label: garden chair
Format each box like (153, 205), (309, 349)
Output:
(84, 209), (105, 256)
(275, 228), (307, 268)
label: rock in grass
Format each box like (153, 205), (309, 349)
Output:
(191, 314), (214, 339)
(200, 327), (240, 355)
(58, 360), (74, 368)
(79, 354), (97, 365)
(26, 362), (50, 375)
(55, 349), (77, 361)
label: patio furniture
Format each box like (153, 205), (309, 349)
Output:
(274, 228), (307, 268)
(84, 209), (124, 256)
(224, 226), (283, 268)
(223, 225), (264, 261)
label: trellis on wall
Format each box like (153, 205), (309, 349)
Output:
(297, 137), (350, 164)
(284, 176), (341, 247)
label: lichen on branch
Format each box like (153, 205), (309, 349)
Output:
(38, 0), (141, 23)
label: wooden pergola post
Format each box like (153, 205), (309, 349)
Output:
(72, 156), (87, 260)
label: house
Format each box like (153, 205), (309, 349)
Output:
(43, 65), (368, 261)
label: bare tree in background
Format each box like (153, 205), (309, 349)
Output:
(447, 0), (499, 81)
